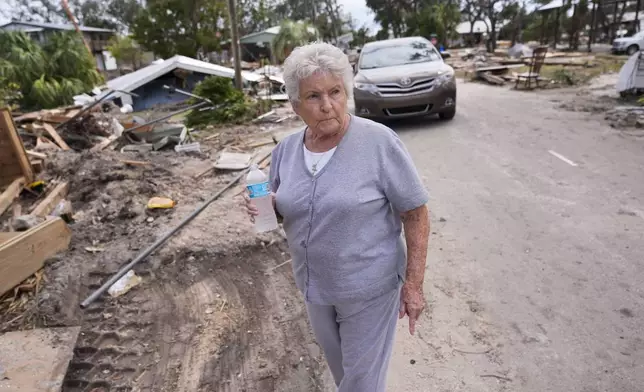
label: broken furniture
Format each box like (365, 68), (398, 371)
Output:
(515, 46), (549, 90)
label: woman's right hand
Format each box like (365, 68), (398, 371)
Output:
(243, 192), (259, 223)
(243, 192), (275, 223)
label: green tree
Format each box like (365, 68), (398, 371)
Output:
(0, 31), (103, 109)
(271, 20), (318, 62)
(133, 0), (228, 58)
(404, 1), (460, 46)
(107, 35), (146, 70)
(237, 0), (279, 36)
(351, 25), (375, 47)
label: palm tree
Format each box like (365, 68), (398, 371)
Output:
(271, 20), (318, 63)
(0, 31), (103, 109)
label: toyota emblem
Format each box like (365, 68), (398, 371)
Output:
(400, 77), (412, 86)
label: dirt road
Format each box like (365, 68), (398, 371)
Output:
(386, 81), (644, 391)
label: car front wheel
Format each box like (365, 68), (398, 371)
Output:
(627, 44), (639, 56)
(438, 107), (456, 120)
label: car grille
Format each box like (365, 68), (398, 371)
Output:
(376, 77), (436, 97)
(385, 104), (431, 116)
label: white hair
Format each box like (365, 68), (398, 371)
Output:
(282, 42), (354, 104)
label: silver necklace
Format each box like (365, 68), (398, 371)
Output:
(310, 150), (331, 175)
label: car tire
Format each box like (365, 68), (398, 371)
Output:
(627, 44), (639, 56)
(438, 107), (456, 120)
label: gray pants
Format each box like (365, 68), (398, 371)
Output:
(306, 287), (401, 392)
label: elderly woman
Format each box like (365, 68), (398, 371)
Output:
(245, 42), (430, 391)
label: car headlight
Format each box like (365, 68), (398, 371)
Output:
(354, 82), (380, 95)
(436, 70), (455, 84)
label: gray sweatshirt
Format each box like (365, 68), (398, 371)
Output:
(270, 115), (429, 305)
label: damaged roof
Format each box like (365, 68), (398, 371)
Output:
(0, 20), (115, 33)
(102, 55), (266, 98)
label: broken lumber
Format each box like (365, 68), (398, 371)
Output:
(479, 72), (505, 85)
(30, 182), (69, 217)
(26, 150), (47, 160)
(90, 135), (118, 152)
(0, 177), (25, 216)
(0, 217), (71, 296)
(42, 114), (73, 124)
(0, 109), (34, 188)
(42, 123), (71, 150)
(120, 159), (150, 166)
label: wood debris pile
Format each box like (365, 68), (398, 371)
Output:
(446, 44), (599, 87)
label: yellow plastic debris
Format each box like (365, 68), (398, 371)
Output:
(147, 197), (176, 209)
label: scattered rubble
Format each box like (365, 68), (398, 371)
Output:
(605, 106), (644, 131)
(0, 88), (326, 391)
(447, 44), (613, 88)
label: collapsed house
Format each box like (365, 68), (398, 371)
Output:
(96, 55), (286, 112)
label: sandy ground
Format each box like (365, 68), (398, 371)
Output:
(385, 78), (644, 391)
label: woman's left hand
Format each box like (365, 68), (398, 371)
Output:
(399, 282), (426, 335)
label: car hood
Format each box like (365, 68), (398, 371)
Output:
(355, 61), (450, 84)
(614, 37), (635, 44)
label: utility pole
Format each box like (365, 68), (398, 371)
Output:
(227, 0), (243, 90)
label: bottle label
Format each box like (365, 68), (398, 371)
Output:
(247, 181), (270, 198)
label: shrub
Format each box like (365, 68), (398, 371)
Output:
(185, 76), (257, 127)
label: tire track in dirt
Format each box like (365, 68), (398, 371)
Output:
(62, 242), (328, 392)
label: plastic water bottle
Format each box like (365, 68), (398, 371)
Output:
(246, 164), (278, 233)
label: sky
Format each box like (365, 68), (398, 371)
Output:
(338, 0), (378, 32)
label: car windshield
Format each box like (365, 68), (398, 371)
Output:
(359, 40), (441, 69)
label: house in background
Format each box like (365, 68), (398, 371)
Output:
(0, 20), (116, 71)
(238, 23), (318, 63)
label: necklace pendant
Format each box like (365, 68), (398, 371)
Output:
(311, 164), (317, 174)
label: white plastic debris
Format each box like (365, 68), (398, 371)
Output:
(120, 104), (134, 114)
(214, 152), (252, 170)
(174, 142), (201, 153)
(108, 270), (142, 298)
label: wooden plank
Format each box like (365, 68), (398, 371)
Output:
(0, 327), (81, 392)
(120, 159), (150, 166)
(30, 182), (69, 217)
(26, 150), (47, 160)
(0, 232), (19, 245)
(65, 109), (81, 118)
(0, 177), (25, 216)
(36, 136), (61, 151)
(0, 109), (33, 185)
(41, 123), (71, 150)
(0, 217), (71, 296)
(90, 135), (118, 152)
(42, 114), (72, 124)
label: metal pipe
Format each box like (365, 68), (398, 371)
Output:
(80, 148), (274, 308)
(125, 101), (212, 133)
(162, 85), (213, 104)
